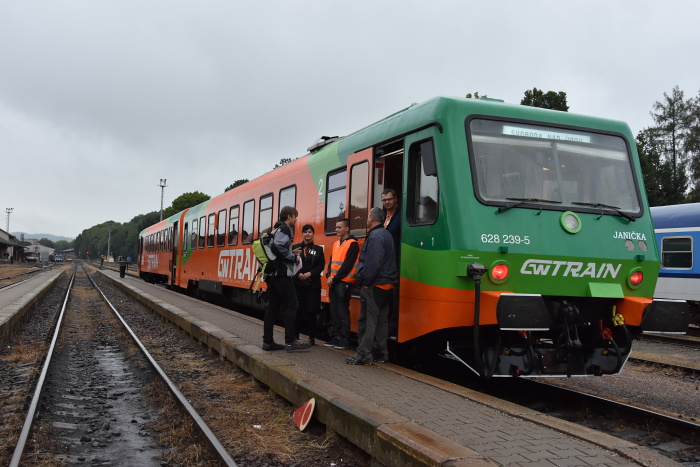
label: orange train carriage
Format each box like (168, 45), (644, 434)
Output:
(139, 96), (687, 378)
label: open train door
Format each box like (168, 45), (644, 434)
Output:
(345, 148), (373, 330)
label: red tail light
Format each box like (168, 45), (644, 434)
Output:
(630, 270), (643, 287)
(491, 264), (509, 281)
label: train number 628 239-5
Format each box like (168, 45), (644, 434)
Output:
(481, 234), (531, 245)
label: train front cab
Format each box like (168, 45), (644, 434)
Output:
(370, 102), (689, 379)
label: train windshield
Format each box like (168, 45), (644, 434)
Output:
(468, 119), (641, 215)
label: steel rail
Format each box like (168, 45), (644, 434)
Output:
(83, 264), (237, 466)
(0, 268), (42, 282)
(531, 378), (700, 437)
(10, 266), (76, 466)
(0, 270), (49, 291)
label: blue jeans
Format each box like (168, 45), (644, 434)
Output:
(354, 286), (392, 362)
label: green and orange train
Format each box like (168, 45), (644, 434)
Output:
(138, 96), (688, 378)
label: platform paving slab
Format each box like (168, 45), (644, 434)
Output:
(99, 269), (678, 467)
(0, 268), (65, 345)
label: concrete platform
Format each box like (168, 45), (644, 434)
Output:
(98, 269), (677, 467)
(0, 268), (65, 346)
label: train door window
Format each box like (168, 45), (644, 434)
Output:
(207, 213), (216, 247)
(229, 205), (239, 246)
(376, 139), (404, 208)
(183, 223), (189, 253)
(259, 194), (273, 235)
(242, 200), (254, 244)
(217, 210), (226, 247)
(407, 139), (439, 225)
(325, 169), (346, 234)
(198, 216), (206, 248)
(349, 161), (369, 237)
(172, 226), (178, 250)
(279, 185), (296, 213)
(191, 218), (198, 249)
(661, 236), (692, 269)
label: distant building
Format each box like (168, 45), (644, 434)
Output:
(0, 228), (22, 262)
(23, 241), (55, 262)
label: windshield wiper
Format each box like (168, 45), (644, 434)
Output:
(572, 202), (636, 222)
(498, 197), (562, 213)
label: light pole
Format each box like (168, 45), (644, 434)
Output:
(5, 208), (12, 233)
(107, 229), (111, 262)
(159, 178), (168, 221)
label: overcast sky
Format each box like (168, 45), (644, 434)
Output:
(1, 1), (698, 239)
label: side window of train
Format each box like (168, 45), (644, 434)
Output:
(349, 161), (369, 237)
(242, 200), (254, 244)
(198, 215), (206, 248)
(259, 194), (273, 235)
(407, 139), (439, 225)
(191, 218), (198, 249)
(183, 223), (189, 254)
(279, 185), (296, 213)
(217, 209), (226, 247)
(229, 205), (239, 246)
(325, 169), (346, 234)
(661, 236), (692, 269)
(207, 213), (216, 247)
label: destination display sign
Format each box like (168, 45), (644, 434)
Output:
(502, 125), (591, 143)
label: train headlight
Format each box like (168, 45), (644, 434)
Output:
(628, 269), (644, 288)
(560, 211), (581, 234)
(489, 261), (510, 283)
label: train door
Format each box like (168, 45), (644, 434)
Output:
(375, 139), (405, 339)
(171, 221), (178, 285)
(397, 128), (440, 342)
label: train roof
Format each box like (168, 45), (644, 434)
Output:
(650, 203), (700, 230)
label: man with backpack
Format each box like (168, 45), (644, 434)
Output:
(262, 206), (311, 352)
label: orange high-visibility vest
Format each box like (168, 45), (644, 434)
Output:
(329, 238), (358, 284)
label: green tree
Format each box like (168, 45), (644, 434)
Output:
(465, 92), (487, 99)
(274, 157), (295, 169)
(225, 179), (249, 192)
(54, 240), (71, 251)
(171, 191), (210, 213)
(649, 86), (693, 190)
(521, 88), (569, 111)
(38, 238), (56, 248)
(637, 129), (686, 205)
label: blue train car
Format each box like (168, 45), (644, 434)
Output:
(651, 203), (700, 302)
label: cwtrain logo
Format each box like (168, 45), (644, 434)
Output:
(520, 259), (621, 278)
(217, 249), (255, 281)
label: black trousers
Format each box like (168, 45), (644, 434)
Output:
(264, 276), (298, 344)
(296, 286), (321, 340)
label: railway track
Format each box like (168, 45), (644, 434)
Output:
(8, 265), (236, 466)
(0, 267), (50, 291)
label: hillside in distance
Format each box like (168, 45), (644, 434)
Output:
(11, 232), (74, 242)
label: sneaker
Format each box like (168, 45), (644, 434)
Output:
(285, 339), (311, 351)
(373, 356), (388, 363)
(345, 356), (371, 365)
(333, 338), (349, 350)
(262, 342), (284, 351)
(324, 337), (339, 347)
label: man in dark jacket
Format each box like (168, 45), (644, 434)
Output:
(262, 206), (311, 352)
(346, 207), (397, 365)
